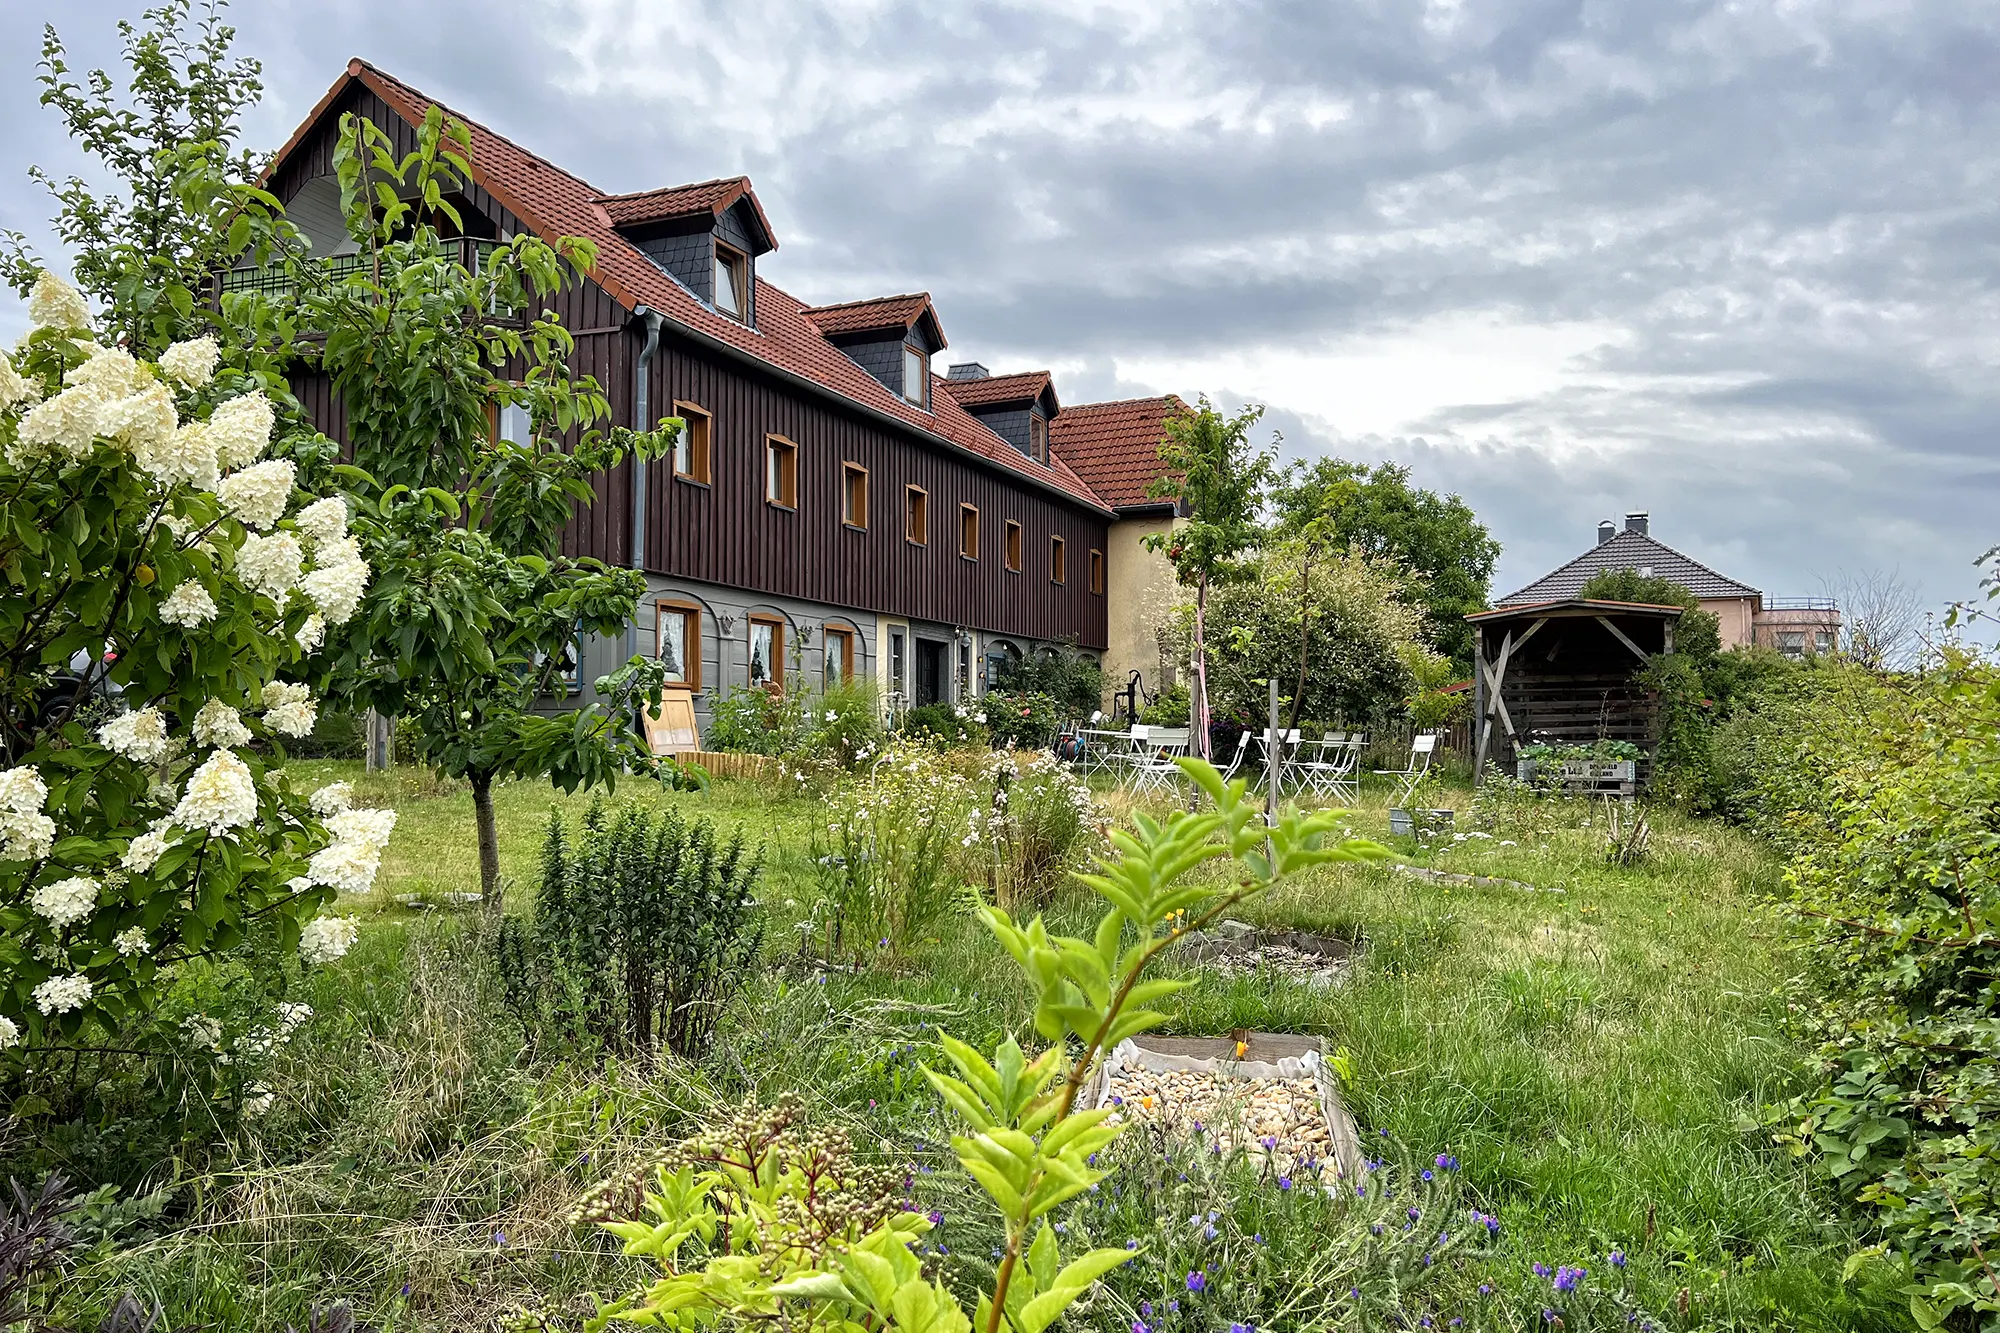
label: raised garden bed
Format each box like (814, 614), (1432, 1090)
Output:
(1175, 920), (1359, 989)
(1087, 1032), (1366, 1184)
(1388, 807), (1456, 837)
(1516, 757), (1638, 799)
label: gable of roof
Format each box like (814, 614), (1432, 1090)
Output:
(802, 293), (946, 349)
(1049, 395), (1186, 511)
(598, 176), (777, 251)
(278, 60), (1107, 515)
(937, 370), (1059, 414)
(1495, 529), (1762, 604)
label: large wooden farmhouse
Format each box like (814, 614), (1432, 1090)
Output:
(257, 60), (1187, 720)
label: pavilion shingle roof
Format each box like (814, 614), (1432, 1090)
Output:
(305, 61), (1105, 513)
(1048, 396), (1185, 511)
(937, 370), (1058, 412)
(1495, 530), (1763, 604)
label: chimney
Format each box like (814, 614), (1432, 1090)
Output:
(1624, 511), (1649, 537)
(946, 362), (990, 381)
(1597, 520), (1616, 545)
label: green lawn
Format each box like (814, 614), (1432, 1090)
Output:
(57, 760), (1899, 1331)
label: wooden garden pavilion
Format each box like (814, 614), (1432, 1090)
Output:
(1466, 599), (1684, 787)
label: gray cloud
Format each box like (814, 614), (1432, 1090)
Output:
(2, 0), (1996, 619)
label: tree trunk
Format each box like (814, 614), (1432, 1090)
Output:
(1193, 576), (1212, 760)
(470, 769), (503, 913)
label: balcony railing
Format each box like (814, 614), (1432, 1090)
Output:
(215, 237), (518, 319)
(1764, 597), (1839, 612)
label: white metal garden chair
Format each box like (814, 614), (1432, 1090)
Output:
(1374, 733), (1439, 805)
(1290, 735), (1363, 806)
(1126, 726), (1191, 796)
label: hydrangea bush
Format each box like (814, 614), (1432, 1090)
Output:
(0, 273), (390, 1059)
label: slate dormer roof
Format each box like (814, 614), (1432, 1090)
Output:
(937, 370), (1059, 413)
(598, 176), (777, 252)
(1048, 395), (1186, 512)
(1495, 529), (1763, 605)
(802, 293), (947, 350)
(271, 60), (1107, 515)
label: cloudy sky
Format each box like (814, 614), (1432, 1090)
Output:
(4, 0), (1997, 615)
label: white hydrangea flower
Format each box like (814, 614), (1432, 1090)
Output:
(298, 915), (360, 965)
(27, 272), (90, 332)
(133, 418), (220, 492)
(65, 345), (152, 398)
(193, 699), (252, 749)
(309, 781), (353, 816)
(182, 1013), (223, 1051)
(0, 1016), (19, 1050)
(13, 382), (110, 463)
(157, 336), (219, 388)
(294, 496), (347, 549)
(236, 531), (303, 601)
(261, 680), (316, 738)
(242, 1082), (275, 1117)
(295, 613), (326, 653)
(113, 926), (149, 957)
(29, 875), (97, 929)
(121, 827), (171, 873)
(0, 349), (39, 411)
(0, 763), (56, 862)
(98, 706), (172, 763)
(276, 1001), (313, 1034)
(170, 748), (259, 837)
(32, 973), (92, 1015)
(306, 839), (381, 894)
(0, 765), (47, 815)
(159, 580), (219, 628)
(216, 458), (295, 530)
(97, 381), (178, 453)
(325, 806), (396, 851)
(207, 391), (274, 471)
(299, 555), (369, 624)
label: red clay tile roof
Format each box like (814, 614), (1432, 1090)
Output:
(597, 176), (777, 250)
(937, 370), (1058, 412)
(802, 293), (936, 337)
(1049, 395), (1186, 511)
(313, 60), (1105, 514)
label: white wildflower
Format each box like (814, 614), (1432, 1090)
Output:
(275, 1001), (313, 1035)
(236, 531), (302, 600)
(207, 391), (274, 470)
(298, 915), (360, 965)
(157, 335), (219, 389)
(170, 748), (259, 837)
(32, 973), (92, 1015)
(0, 350), (38, 411)
(193, 699), (252, 749)
(261, 680), (316, 738)
(295, 613), (325, 653)
(299, 554), (368, 624)
(216, 458), (295, 530)
(98, 706), (172, 763)
(242, 1082), (275, 1117)
(0, 1017), (19, 1050)
(122, 827), (171, 873)
(29, 875), (97, 929)
(159, 579), (219, 628)
(294, 496), (347, 549)
(182, 1014), (224, 1051)
(308, 781), (353, 816)
(133, 418), (221, 491)
(27, 272), (90, 332)
(113, 926), (149, 957)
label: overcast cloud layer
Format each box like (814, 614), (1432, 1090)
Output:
(4, 0), (1996, 614)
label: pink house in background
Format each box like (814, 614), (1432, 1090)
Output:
(1496, 512), (1840, 657)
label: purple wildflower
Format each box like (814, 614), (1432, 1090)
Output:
(1554, 1265), (1586, 1293)
(1186, 1270), (1207, 1293)
(927, 1209), (945, 1226)
(1435, 1153), (1459, 1171)
(1277, 1176), (1293, 1191)
(1610, 1249), (1627, 1269)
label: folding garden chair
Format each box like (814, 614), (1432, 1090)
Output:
(1291, 735), (1362, 806)
(1374, 733), (1439, 805)
(1127, 727), (1190, 797)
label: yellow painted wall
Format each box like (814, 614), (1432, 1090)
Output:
(1102, 514), (1182, 708)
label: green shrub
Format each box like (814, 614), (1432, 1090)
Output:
(799, 677), (884, 769)
(493, 799), (763, 1059)
(1142, 683), (1191, 726)
(703, 684), (806, 756)
(974, 750), (1102, 912)
(901, 702), (988, 748)
(993, 639), (1106, 715)
(983, 689), (1064, 749)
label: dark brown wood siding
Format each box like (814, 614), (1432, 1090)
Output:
(643, 335), (1108, 648)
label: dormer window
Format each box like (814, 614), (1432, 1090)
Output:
(903, 345), (928, 407)
(714, 243), (747, 319)
(1030, 414), (1048, 465)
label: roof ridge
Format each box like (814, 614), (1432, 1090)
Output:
(596, 175), (748, 203)
(801, 292), (932, 313)
(1059, 394), (1184, 412)
(1495, 529), (1761, 603)
(351, 58), (605, 196)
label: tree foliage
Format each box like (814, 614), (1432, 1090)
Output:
(1576, 567), (1721, 661)
(1273, 458), (1498, 670)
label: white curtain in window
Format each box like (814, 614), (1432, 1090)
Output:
(750, 622), (774, 684)
(660, 611), (687, 682)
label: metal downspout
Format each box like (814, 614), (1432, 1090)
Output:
(628, 306), (664, 665)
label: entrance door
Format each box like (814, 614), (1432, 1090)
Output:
(915, 640), (948, 706)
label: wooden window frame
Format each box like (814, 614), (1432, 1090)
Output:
(903, 343), (928, 408)
(671, 400), (712, 485)
(1050, 534), (1067, 585)
(841, 462), (870, 531)
(653, 600), (702, 691)
(959, 503), (980, 561)
(1089, 547), (1105, 596)
(714, 240), (749, 321)
(748, 614), (786, 687)
(1004, 520), (1023, 574)
(904, 485), (929, 546)
(1030, 413), (1048, 466)
(765, 434), (798, 510)
(823, 626), (856, 686)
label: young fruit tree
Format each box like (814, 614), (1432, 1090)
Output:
(0, 271), (387, 1068)
(1143, 399), (1277, 759)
